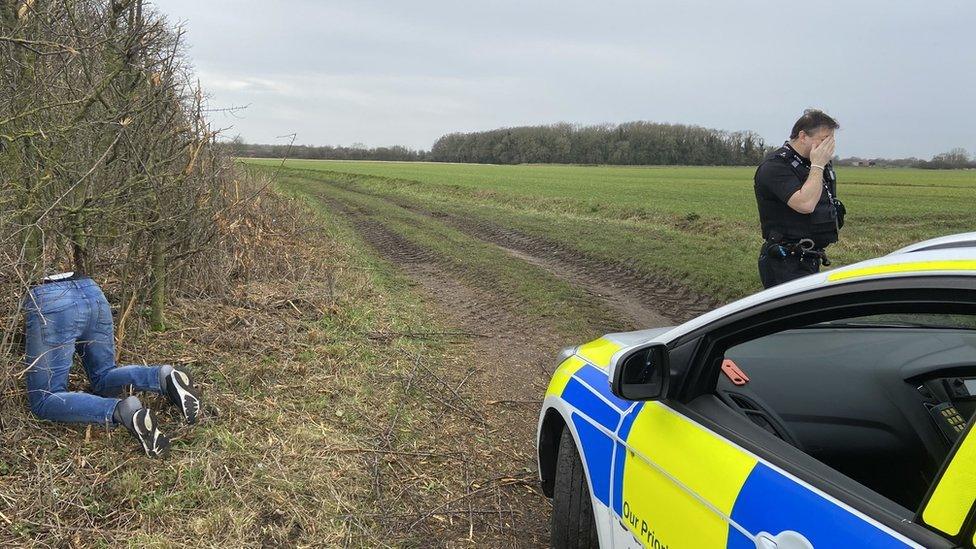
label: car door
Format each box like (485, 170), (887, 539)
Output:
(607, 399), (759, 548)
(606, 278), (976, 548)
(918, 415), (976, 547)
(606, 398), (929, 548)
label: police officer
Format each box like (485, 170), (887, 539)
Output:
(755, 109), (845, 288)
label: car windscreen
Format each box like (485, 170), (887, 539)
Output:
(811, 313), (976, 331)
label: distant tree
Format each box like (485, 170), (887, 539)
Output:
(918, 147), (974, 169)
(935, 148), (970, 165)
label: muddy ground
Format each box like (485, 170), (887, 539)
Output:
(306, 179), (718, 547)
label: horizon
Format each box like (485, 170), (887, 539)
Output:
(226, 127), (957, 161)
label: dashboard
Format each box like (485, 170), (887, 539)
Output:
(718, 326), (976, 510)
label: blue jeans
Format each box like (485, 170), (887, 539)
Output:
(23, 277), (164, 425)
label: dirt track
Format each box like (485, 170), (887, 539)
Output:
(309, 181), (717, 547)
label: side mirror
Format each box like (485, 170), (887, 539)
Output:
(610, 343), (670, 400)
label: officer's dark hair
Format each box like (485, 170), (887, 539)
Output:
(790, 109), (839, 139)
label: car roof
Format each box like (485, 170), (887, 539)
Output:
(889, 232), (976, 254)
(606, 233), (976, 350)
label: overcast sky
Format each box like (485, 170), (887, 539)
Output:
(151, 0), (974, 159)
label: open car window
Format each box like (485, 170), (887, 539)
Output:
(717, 310), (976, 519)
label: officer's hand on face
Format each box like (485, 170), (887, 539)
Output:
(810, 135), (835, 167)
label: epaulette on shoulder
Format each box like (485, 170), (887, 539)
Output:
(759, 146), (792, 169)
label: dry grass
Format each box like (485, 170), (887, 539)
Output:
(2, 4), (517, 545)
(2, 176), (554, 547)
(0, 190), (414, 547)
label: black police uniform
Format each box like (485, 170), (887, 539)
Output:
(754, 142), (843, 289)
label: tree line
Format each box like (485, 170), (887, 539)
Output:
(230, 126), (976, 171)
(430, 122), (766, 166)
(223, 138), (427, 162)
(226, 121), (768, 166)
(836, 148), (975, 169)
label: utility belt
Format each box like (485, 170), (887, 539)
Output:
(764, 238), (832, 266)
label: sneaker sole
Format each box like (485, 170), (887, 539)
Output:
(132, 409), (171, 458)
(171, 370), (201, 425)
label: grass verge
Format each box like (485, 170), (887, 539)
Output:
(0, 190), (482, 547)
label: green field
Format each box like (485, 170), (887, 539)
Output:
(231, 158), (976, 544)
(248, 159), (975, 301)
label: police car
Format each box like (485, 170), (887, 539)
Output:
(537, 232), (976, 548)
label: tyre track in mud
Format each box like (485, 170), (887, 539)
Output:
(332, 181), (725, 326)
(441, 216), (722, 326)
(310, 180), (722, 547)
(315, 191), (557, 547)
(328, 196), (550, 338)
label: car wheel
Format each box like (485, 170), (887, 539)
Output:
(551, 424), (600, 549)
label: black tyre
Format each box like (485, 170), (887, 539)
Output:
(551, 425), (600, 549)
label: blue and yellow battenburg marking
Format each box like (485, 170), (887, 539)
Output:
(922, 420), (976, 536)
(546, 338), (915, 548)
(574, 337), (623, 370)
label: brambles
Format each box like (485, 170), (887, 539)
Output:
(0, 4), (342, 544)
(0, 1), (261, 388)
